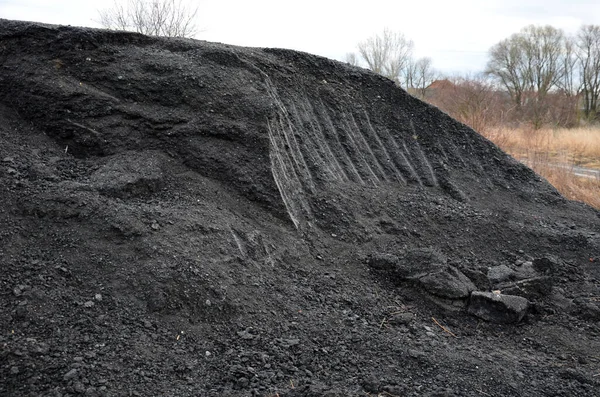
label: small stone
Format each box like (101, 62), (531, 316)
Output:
(236, 377), (250, 388)
(280, 338), (300, 348)
(515, 261), (536, 279)
(387, 312), (413, 326)
(94, 294), (102, 302)
(385, 386), (407, 395)
(7, 167), (17, 175)
(74, 382), (86, 393)
(205, 351), (211, 357)
(14, 305), (27, 319)
(236, 329), (254, 340)
(361, 376), (380, 393)
(151, 222), (160, 230)
(2, 156), (14, 163)
(83, 301), (95, 308)
(63, 368), (79, 380)
(10, 366), (19, 375)
(408, 349), (424, 358)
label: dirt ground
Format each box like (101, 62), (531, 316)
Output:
(1, 20), (600, 397)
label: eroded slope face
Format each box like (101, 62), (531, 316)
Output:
(1, 20), (600, 397)
(0, 20), (554, 230)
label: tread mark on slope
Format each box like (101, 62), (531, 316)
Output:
(314, 98), (364, 184)
(339, 113), (380, 186)
(229, 227), (248, 258)
(297, 97), (350, 182)
(414, 141), (438, 187)
(408, 120), (437, 186)
(276, 105), (316, 194)
(289, 100), (339, 182)
(267, 119), (313, 229)
(346, 111), (388, 183)
(399, 140), (424, 186)
(361, 111), (406, 185)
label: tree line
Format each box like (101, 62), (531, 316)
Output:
(350, 25), (600, 130)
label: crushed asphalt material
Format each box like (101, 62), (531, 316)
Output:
(1, 19), (600, 397)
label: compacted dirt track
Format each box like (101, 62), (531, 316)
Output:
(1, 20), (600, 397)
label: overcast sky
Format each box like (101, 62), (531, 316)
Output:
(2, 0), (600, 74)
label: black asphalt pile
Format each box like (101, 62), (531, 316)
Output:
(1, 20), (600, 397)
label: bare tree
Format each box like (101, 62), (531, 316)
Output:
(576, 25), (600, 121)
(401, 57), (417, 90)
(99, 0), (199, 38)
(345, 52), (360, 67)
(486, 25), (569, 127)
(410, 57), (438, 98)
(357, 28), (414, 84)
(556, 36), (580, 96)
(486, 34), (529, 108)
(521, 26), (565, 98)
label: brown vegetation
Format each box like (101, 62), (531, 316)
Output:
(480, 127), (600, 209)
(422, 75), (600, 210)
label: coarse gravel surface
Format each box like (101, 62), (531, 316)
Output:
(1, 19), (600, 397)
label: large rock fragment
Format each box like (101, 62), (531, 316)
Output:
(367, 250), (476, 300)
(418, 266), (477, 299)
(487, 264), (515, 284)
(367, 253), (400, 272)
(532, 255), (560, 274)
(467, 291), (529, 323)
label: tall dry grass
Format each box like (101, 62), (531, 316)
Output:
(486, 126), (600, 168)
(481, 126), (600, 209)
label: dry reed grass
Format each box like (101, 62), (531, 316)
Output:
(486, 127), (600, 168)
(481, 126), (600, 209)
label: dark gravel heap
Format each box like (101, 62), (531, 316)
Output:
(1, 19), (600, 397)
